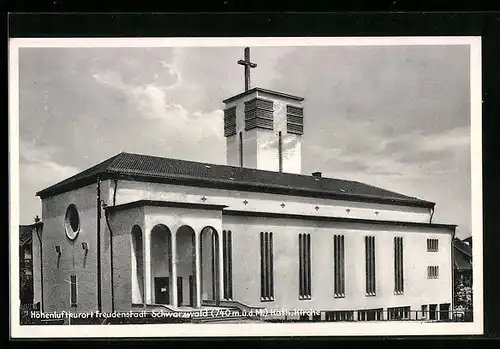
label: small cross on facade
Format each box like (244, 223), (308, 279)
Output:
(315, 205), (320, 211)
(34, 215), (40, 223)
(201, 196), (207, 203)
(280, 203), (286, 208)
(243, 199), (248, 205)
(238, 47), (257, 92)
(346, 208), (351, 213)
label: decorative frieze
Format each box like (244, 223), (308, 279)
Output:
(244, 98), (274, 131)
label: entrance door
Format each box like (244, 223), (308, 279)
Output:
(154, 277), (170, 304)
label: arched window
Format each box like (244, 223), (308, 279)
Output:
(278, 131), (283, 172)
(239, 132), (243, 167)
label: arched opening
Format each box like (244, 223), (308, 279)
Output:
(176, 225), (196, 307)
(130, 225), (144, 305)
(151, 224), (172, 305)
(200, 226), (220, 302)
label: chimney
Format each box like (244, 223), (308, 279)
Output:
(312, 172), (322, 178)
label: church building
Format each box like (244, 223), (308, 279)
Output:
(30, 48), (456, 322)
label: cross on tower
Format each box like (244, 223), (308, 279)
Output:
(238, 47), (257, 91)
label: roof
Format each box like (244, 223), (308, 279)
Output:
(36, 152), (435, 208)
(19, 225), (34, 246)
(453, 238), (472, 272)
(222, 87), (304, 104)
(454, 238), (472, 258)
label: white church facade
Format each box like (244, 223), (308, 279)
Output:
(30, 49), (456, 322)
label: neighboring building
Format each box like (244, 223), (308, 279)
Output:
(19, 225), (34, 305)
(31, 50), (457, 322)
(19, 222), (43, 310)
(453, 237), (472, 320)
(462, 236), (472, 249)
(454, 237), (472, 281)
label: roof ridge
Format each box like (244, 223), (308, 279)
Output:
(105, 151), (128, 171)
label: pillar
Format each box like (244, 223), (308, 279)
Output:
(195, 231), (202, 308)
(143, 228), (152, 305)
(171, 232), (178, 307)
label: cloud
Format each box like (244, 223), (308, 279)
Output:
(19, 141), (80, 223)
(16, 45), (473, 238)
(20, 140), (80, 190)
(92, 69), (225, 164)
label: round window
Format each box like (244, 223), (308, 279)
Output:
(65, 204), (80, 240)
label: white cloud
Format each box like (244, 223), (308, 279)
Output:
(19, 141), (81, 224)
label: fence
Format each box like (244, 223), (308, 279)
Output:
(263, 309), (474, 323)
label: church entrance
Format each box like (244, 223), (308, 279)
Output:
(200, 226), (220, 303)
(154, 277), (170, 304)
(145, 223), (222, 308)
(151, 224), (172, 305)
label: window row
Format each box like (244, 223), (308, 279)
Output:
(260, 234), (416, 301)
(322, 303), (451, 322)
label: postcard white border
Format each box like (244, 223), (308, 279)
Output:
(9, 36), (483, 338)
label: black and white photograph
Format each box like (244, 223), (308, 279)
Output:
(9, 36), (482, 338)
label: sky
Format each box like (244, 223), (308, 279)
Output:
(17, 44), (472, 238)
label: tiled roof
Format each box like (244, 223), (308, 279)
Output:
(36, 152), (435, 208)
(453, 238), (472, 272)
(454, 250), (472, 271)
(454, 238), (472, 257)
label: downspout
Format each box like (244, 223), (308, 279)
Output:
(104, 179), (118, 313)
(34, 221), (44, 312)
(96, 177), (102, 312)
(429, 205), (435, 224)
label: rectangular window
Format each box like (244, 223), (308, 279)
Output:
(429, 304), (438, 320)
(245, 98), (274, 131)
(260, 232), (274, 301)
(239, 132), (243, 167)
(223, 230), (233, 300)
(388, 306), (411, 320)
(326, 311), (354, 322)
(394, 237), (404, 294)
(223, 107), (236, 137)
(278, 131), (283, 172)
(70, 274), (77, 306)
(427, 265), (439, 279)
(427, 238), (439, 252)
(333, 235), (345, 298)
(299, 233), (312, 299)
(421, 305), (428, 319)
(439, 303), (451, 321)
(365, 236), (376, 296)
(358, 308), (383, 321)
(286, 105), (304, 135)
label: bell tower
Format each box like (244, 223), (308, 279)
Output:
(223, 47), (305, 174)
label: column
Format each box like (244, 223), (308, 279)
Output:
(171, 232), (178, 307)
(195, 231), (202, 308)
(143, 228), (152, 305)
(218, 233), (224, 302)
